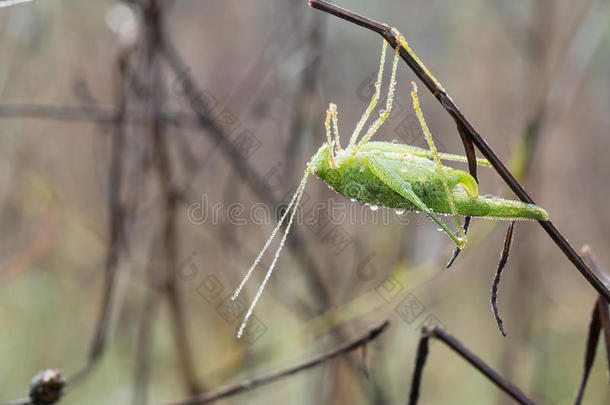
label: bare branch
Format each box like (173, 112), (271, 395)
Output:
(160, 320), (390, 405)
(0, 103), (201, 128)
(68, 48), (132, 387)
(574, 246), (610, 404)
(143, 0), (201, 394)
(491, 221), (515, 337)
(407, 326), (537, 405)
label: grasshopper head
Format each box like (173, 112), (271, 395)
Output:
(311, 143), (344, 192)
(311, 143), (331, 172)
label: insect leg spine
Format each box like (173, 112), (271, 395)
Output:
(325, 103), (337, 167)
(330, 102), (341, 151)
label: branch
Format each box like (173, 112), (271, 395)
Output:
(308, 0), (610, 302)
(143, 0), (201, 394)
(160, 320), (390, 405)
(0, 104), (201, 128)
(67, 48), (132, 387)
(574, 246), (610, 405)
(407, 326), (538, 405)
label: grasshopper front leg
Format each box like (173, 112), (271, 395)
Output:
(368, 155), (465, 248)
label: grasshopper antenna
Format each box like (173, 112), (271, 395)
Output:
(233, 155), (317, 338)
(235, 171), (310, 338)
(231, 171), (308, 302)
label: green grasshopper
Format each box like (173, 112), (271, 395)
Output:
(232, 29), (548, 338)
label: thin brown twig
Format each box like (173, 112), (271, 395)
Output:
(308, 0), (610, 302)
(407, 326), (538, 405)
(574, 246), (610, 405)
(144, 0), (201, 394)
(573, 298), (603, 405)
(0, 103), (201, 128)
(133, 283), (161, 405)
(491, 221), (515, 337)
(160, 319), (390, 405)
(68, 48), (131, 386)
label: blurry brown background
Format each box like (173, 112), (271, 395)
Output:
(0, 0), (609, 404)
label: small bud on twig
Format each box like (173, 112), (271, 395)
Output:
(28, 369), (65, 405)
